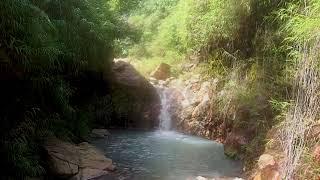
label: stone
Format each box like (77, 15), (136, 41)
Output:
(254, 154), (280, 180)
(192, 94), (210, 118)
(149, 77), (158, 85)
(107, 164), (116, 172)
(196, 176), (208, 180)
(76, 168), (108, 180)
(150, 63), (171, 80)
(90, 129), (110, 138)
(45, 138), (80, 178)
(313, 145), (320, 162)
(78, 142), (113, 170)
(112, 60), (149, 88)
(45, 138), (115, 180)
(258, 154), (276, 170)
(254, 166), (280, 180)
(112, 61), (161, 129)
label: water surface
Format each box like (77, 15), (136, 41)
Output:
(92, 130), (242, 180)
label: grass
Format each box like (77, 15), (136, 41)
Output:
(131, 55), (184, 77)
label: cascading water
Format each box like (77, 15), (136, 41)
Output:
(157, 87), (172, 131)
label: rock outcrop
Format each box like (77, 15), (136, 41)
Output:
(150, 63), (171, 80)
(45, 139), (80, 178)
(313, 145), (320, 162)
(154, 75), (224, 140)
(111, 60), (160, 129)
(253, 154), (280, 180)
(45, 138), (115, 180)
(90, 129), (110, 139)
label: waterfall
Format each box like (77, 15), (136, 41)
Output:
(157, 87), (172, 131)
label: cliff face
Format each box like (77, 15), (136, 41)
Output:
(150, 68), (273, 171)
(111, 60), (161, 129)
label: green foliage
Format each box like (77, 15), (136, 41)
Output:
(109, 0), (142, 14)
(0, 0), (122, 178)
(113, 0), (320, 177)
(2, 110), (56, 178)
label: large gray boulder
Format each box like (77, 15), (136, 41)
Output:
(111, 60), (160, 129)
(45, 139), (80, 178)
(45, 138), (115, 180)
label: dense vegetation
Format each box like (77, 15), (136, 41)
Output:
(1, 0), (320, 179)
(117, 0), (320, 178)
(0, 0), (124, 178)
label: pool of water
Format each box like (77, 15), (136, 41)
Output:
(91, 130), (242, 180)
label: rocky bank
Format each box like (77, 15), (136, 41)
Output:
(149, 63), (281, 180)
(45, 135), (116, 180)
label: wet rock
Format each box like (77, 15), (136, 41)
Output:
(166, 77), (221, 140)
(150, 63), (171, 80)
(77, 142), (113, 171)
(90, 129), (110, 139)
(196, 176), (208, 180)
(112, 61), (160, 129)
(45, 138), (80, 178)
(45, 138), (115, 180)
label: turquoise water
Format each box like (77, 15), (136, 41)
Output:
(92, 130), (242, 180)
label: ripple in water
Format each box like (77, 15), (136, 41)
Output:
(92, 130), (242, 180)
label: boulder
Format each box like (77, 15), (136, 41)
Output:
(90, 129), (110, 139)
(150, 63), (171, 80)
(45, 138), (115, 180)
(112, 61), (149, 87)
(112, 61), (161, 129)
(258, 154), (276, 170)
(45, 138), (80, 178)
(254, 154), (280, 180)
(77, 142), (113, 171)
(313, 145), (320, 162)
(253, 166), (280, 180)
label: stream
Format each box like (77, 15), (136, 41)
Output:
(91, 87), (242, 180)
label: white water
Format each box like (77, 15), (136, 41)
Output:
(157, 87), (172, 131)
